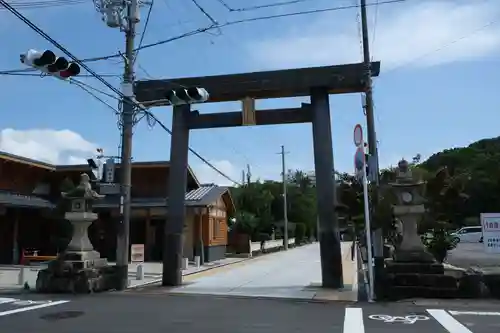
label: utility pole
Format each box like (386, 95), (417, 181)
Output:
(115, 0), (139, 291)
(246, 164), (251, 185)
(278, 146), (289, 250)
(360, 0), (383, 298)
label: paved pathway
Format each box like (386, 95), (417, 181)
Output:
(0, 292), (499, 332)
(162, 242), (358, 301)
(0, 257), (247, 291)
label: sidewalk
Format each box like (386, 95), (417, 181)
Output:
(0, 257), (248, 291)
(166, 242), (358, 301)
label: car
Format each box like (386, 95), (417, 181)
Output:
(450, 226), (483, 243)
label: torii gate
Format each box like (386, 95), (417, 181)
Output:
(134, 61), (381, 289)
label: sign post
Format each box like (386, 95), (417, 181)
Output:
(480, 213), (500, 253)
(353, 124), (375, 302)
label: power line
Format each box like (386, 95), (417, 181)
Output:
(74, 82), (240, 185)
(190, 0), (218, 25)
(0, 72), (121, 77)
(371, 0), (380, 56)
(70, 80), (120, 115)
(0, 0), (409, 75)
(0, 0), (241, 186)
(382, 17), (500, 75)
(215, 0), (316, 12)
(0, 0), (87, 10)
(135, 0), (154, 61)
(130, 0), (408, 54)
(0, 0), (125, 98)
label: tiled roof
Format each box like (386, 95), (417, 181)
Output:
(0, 191), (55, 208)
(93, 185), (230, 209)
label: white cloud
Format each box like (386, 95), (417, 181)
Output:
(248, 1), (500, 70)
(0, 128), (97, 165)
(192, 160), (242, 186)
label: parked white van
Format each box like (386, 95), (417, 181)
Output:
(451, 226), (483, 243)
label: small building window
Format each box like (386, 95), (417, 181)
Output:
(212, 218), (218, 238)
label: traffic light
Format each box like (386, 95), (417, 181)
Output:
(165, 87), (209, 105)
(20, 49), (80, 80)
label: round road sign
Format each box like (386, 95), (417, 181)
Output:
(353, 124), (363, 147)
(354, 147), (365, 171)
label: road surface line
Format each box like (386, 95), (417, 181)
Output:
(427, 309), (473, 333)
(449, 310), (500, 316)
(344, 307), (364, 333)
(0, 300), (69, 317)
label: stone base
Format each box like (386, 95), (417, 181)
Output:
(393, 248), (435, 263)
(386, 261), (444, 274)
(35, 251), (117, 294)
(60, 251), (108, 270)
(36, 266), (118, 293)
(381, 260), (458, 300)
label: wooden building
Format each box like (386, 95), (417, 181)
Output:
(0, 152), (234, 265)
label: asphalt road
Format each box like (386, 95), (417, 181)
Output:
(447, 243), (500, 269)
(0, 290), (500, 333)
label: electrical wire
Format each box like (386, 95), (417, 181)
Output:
(71, 79), (241, 185)
(70, 80), (120, 115)
(0, 72), (121, 77)
(371, 0), (380, 56)
(132, 0), (408, 54)
(0, 0), (409, 75)
(215, 0), (315, 12)
(135, 0), (154, 62)
(0, 0), (241, 185)
(74, 79), (241, 184)
(190, 0), (218, 25)
(0, 0), (87, 10)
(145, 111), (242, 185)
(382, 17), (500, 75)
(0, 0), (125, 98)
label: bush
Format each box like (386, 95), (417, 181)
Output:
(422, 223), (458, 263)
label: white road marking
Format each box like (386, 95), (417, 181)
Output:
(0, 300), (69, 317)
(449, 310), (500, 316)
(427, 309), (473, 333)
(344, 307), (364, 333)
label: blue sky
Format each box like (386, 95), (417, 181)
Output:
(1, 0), (500, 185)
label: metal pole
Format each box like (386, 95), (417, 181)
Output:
(280, 145), (289, 250)
(116, 0), (137, 290)
(360, 0), (383, 297)
(362, 155), (375, 302)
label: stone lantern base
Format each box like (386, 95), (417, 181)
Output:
(35, 213), (118, 294)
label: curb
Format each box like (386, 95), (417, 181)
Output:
(126, 257), (254, 289)
(161, 291), (360, 305)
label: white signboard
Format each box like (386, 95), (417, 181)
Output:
(131, 244), (145, 262)
(480, 213), (500, 253)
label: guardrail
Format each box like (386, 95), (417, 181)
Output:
(249, 238), (296, 254)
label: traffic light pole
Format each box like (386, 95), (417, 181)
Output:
(360, 0), (383, 299)
(116, 0), (137, 290)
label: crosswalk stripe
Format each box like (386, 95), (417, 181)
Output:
(427, 309), (473, 333)
(0, 300), (69, 317)
(344, 307), (365, 333)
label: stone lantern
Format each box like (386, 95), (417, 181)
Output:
(36, 173), (114, 293)
(389, 159), (434, 263)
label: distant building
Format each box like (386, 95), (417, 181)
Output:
(0, 151), (234, 265)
